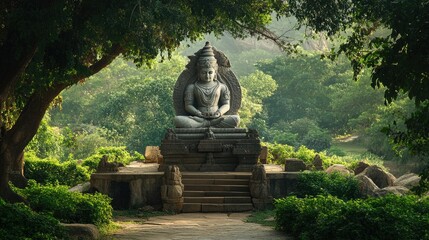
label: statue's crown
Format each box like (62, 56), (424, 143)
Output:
(198, 42), (217, 68)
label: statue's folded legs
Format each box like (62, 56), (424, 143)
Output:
(174, 115), (240, 128)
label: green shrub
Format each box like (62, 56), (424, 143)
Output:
(327, 145), (347, 156)
(294, 145), (317, 164)
(24, 154), (90, 186)
(0, 198), (67, 240)
(19, 181), (113, 226)
(82, 146), (134, 172)
(293, 171), (360, 200)
(264, 142), (295, 164)
(275, 195), (429, 240)
(302, 128), (332, 152)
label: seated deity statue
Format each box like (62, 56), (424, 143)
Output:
(174, 42), (240, 128)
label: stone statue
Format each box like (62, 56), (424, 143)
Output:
(174, 42), (240, 128)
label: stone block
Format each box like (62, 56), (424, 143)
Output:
(259, 146), (268, 164)
(202, 203), (224, 212)
(144, 146), (162, 163)
(285, 159), (307, 172)
(182, 203), (202, 213)
(224, 203), (253, 212)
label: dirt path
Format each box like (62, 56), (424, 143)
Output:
(106, 212), (291, 240)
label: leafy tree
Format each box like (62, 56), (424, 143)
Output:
(1, 0), (289, 202)
(284, 0), (429, 157)
(257, 53), (333, 126)
(239, 70), (277, 127)
(25, 114), (63, 160)
(51, 55), (185, 153)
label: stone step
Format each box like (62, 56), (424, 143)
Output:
(184, 184), (250, 192)
(184, 191), (251, 197)
(182, 172), (251, 180)
(182, 178), (249, 185)
(184, 196), (252, 204)
(182, 203), (254, 213)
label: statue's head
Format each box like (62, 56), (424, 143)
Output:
(197, 42), (218, 83)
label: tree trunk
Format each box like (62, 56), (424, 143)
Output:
(9, 152), (28, 188)
(0, 44), (122, 203)
(0, 84), (65, 202)
(0, 141), (25, 203)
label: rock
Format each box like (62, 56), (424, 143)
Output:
(394, 173), (421, 189)
(69, 182), (91, 193)
(355, 174), (379, 197)
(145, 146), (162, 163)
(374, 186), (410, 197)
(326, 164), (352, 175)
(359, 165), (396, 188)
(285, 158), (307, 172)
(312, 154), (323, 170)
(354, 161), (370, 175)
(61, 223), (99, 240)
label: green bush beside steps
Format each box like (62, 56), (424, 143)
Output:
(275, 194), (429, 240)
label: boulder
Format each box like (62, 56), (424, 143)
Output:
(393, 173), (421, 189)
(61, 223), (99, 240)
(355, 174), (379, 197)
(358, 165), (396, 188)
(354, 161), (370, 175)
(374, 186), (410, 197)
(326, 164), (352, 175)
(285, 158), (307, 172)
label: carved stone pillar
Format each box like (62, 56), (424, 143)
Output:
(161, 165), (184, 213)
(249, 164), (273, 210)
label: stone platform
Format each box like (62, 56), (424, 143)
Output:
(159, 128), (261, 172)
(89, 163), (298, 211)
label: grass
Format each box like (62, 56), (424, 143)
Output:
(332, 141), (367, 155)
(245, 210), (276, 228)
(99, 221), (122, 237)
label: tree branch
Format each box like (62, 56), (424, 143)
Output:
(71, 44), (124, 83)
(233, 21), (293, 52)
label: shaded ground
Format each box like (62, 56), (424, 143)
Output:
(105, 212), (291, 240)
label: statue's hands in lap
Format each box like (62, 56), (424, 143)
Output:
(202, 111), (221, 119)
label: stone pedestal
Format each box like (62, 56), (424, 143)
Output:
(159, 128), (261, 172)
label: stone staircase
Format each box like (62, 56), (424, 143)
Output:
(181, 172), (253, 213)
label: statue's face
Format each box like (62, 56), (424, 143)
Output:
(198, 67), (216, 83)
